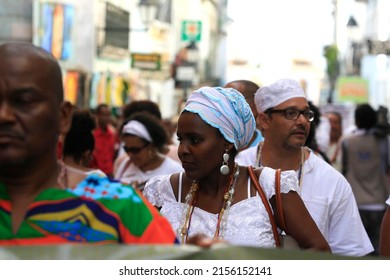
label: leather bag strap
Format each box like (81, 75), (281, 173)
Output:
(274, 168), (287, 231)
(248, 166), (281, 247)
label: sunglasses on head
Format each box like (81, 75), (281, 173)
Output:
(123, 142), (149, 154)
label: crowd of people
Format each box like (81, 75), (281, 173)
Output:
(1, 42), (390, 258)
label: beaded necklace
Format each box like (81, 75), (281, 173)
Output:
(177, 164), (240, 243)
(256, 142), (305, 188)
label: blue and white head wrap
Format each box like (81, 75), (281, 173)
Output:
(182, 86), (255, 150)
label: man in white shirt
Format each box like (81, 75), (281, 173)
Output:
(236, 78), (373, 257)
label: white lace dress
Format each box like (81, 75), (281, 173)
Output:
(143, 167), (299, 247)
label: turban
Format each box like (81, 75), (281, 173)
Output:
(122, 120), (152, 142)
(183, 86), (255, 150)
(255, 78), (307, 112)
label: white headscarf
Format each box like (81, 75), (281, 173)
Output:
(122, 120), (152, 142)
(183, 86), (255, 150)
(255, 78), (307, 112)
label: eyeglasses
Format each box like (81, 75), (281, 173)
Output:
(123, 143), (149, 154)
(267, 108), (315, 122)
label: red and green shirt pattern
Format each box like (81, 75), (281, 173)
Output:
(0, 175), (177, 245)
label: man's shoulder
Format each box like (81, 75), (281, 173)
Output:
(235, 145), (258, 166)
(307, 151), (346, 179)
(238, 144), (258, 156)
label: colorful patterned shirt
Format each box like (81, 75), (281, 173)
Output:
(0, 174), (177, 245)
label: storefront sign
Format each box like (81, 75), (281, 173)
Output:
(181, 20), (202, 42)
(131, 53), (161, 71)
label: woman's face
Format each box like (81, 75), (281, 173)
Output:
(122, 135), (150, 168)
(177, 112), (226, 180)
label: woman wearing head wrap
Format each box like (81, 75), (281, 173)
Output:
(113, 112), (183, 190)
(143, 86), (330, 251)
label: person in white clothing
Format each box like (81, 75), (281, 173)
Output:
(144, 86), (330, 251)
(115, 100), (181, 163)
(114, 112), (183, 190)
(235, 78), (373, 257)
(325, 111), (343, 171)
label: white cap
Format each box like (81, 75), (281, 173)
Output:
(255, 78), (307, 112)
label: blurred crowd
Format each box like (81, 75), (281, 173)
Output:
(2, 42), (390, 258)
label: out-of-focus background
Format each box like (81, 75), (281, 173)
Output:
(1, 0), (389, 127)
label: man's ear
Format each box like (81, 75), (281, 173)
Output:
(59, 101), (74, 135)
(257, 112), (270, 130)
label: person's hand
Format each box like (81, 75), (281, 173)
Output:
(186, 233), (227, 248)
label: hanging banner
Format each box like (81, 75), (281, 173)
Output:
(336, 76), (369, 103)
(64, 71), (80, 104)
(38, 2), (75, 60)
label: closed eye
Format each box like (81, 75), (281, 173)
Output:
(12, 89), (41, 106)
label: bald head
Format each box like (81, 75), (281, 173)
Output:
(0, 42), (64, 102)
(224, 80), (260, 118)
(224, 80), (259, 100)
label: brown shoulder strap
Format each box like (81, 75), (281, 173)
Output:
(274, 168), (287, 231)
(248, 166), (281, 247)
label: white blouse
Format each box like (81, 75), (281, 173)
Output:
(143, 167), (299, 247)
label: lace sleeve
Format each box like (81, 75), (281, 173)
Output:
(259, 167), (300, 199)
(143, 175), (172, 207)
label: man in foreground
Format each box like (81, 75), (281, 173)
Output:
(0, 42), (177, 245)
